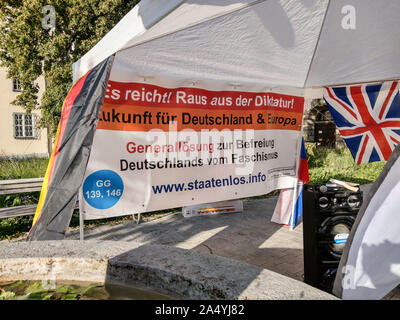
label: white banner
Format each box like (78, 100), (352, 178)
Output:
(80, 79), (305, 220)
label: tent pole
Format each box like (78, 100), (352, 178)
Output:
(133, 212), (141, 224)
(289, 104), (305, 230)
(79, 191), (84, 241)
(289, 134), (302, 231)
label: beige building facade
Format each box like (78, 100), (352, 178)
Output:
(0, 67), (50, 158)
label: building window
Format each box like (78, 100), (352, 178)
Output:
(12, 79), (22, 92)
(13, 113), (36, 139)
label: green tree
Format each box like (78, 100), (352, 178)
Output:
(0, 0), (139, 136)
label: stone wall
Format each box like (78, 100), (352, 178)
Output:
(303, 98), (345, 148)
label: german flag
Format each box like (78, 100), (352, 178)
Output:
(27, 57), (114, 241)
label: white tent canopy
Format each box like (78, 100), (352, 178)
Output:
(73, 0), (400, 88)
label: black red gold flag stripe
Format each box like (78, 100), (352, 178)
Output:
(27, 56), (114, 241)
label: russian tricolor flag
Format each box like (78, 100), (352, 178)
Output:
(271, 138), (309, 228)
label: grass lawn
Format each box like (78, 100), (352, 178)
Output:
(0, 145), (386, 240)
(0, 157), (48, 180)
(0, 157), (49, 239)
(306, 143), (386, 185)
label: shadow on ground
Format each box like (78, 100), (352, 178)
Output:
(68, 197), (305, 281)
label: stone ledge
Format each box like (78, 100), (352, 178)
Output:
(0, 240), (337, 300)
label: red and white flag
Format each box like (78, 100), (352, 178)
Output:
(272, 138), (309, 227)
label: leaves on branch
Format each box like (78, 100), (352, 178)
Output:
(0, 0), (139, 136)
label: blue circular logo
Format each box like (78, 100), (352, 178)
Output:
(83, 170), (124, 210)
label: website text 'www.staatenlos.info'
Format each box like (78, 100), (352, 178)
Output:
(151, 172), (267, 194)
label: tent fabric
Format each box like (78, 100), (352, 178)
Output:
(306, 0), (400, 87)
(72, 0), (259, 82)
(73, 0), (400, 88)
(29, 0), (400, 245)
(72, 0), (184, 82)
(333, 144), (400, 299)
(111, 0), (327, 88)
(27, 57), (114, 241)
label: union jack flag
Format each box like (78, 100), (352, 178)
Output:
(323, 81), (400, 164)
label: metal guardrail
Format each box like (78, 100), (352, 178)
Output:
(0, 178), (44, 219)
(0, 178), (78, 219)
(0, 204), (38, 219)
(0, 177), (44, 195)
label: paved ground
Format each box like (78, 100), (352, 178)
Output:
(66, 189), (400, 300)
(69, 197), (305, 282)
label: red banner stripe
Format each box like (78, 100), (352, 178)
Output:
(104, 81), (304, 113)
(379, 81), (398, 120)
(48, 71), (91, 184)
(326, 87), (358, 120)
(357, 135), (369, 165)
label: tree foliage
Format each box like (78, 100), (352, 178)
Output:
(0, 0), (139, 136)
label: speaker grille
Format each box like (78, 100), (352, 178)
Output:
(303, 183), (362, 293)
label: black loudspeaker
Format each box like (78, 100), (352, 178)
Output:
(302, 182), (363, 293)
